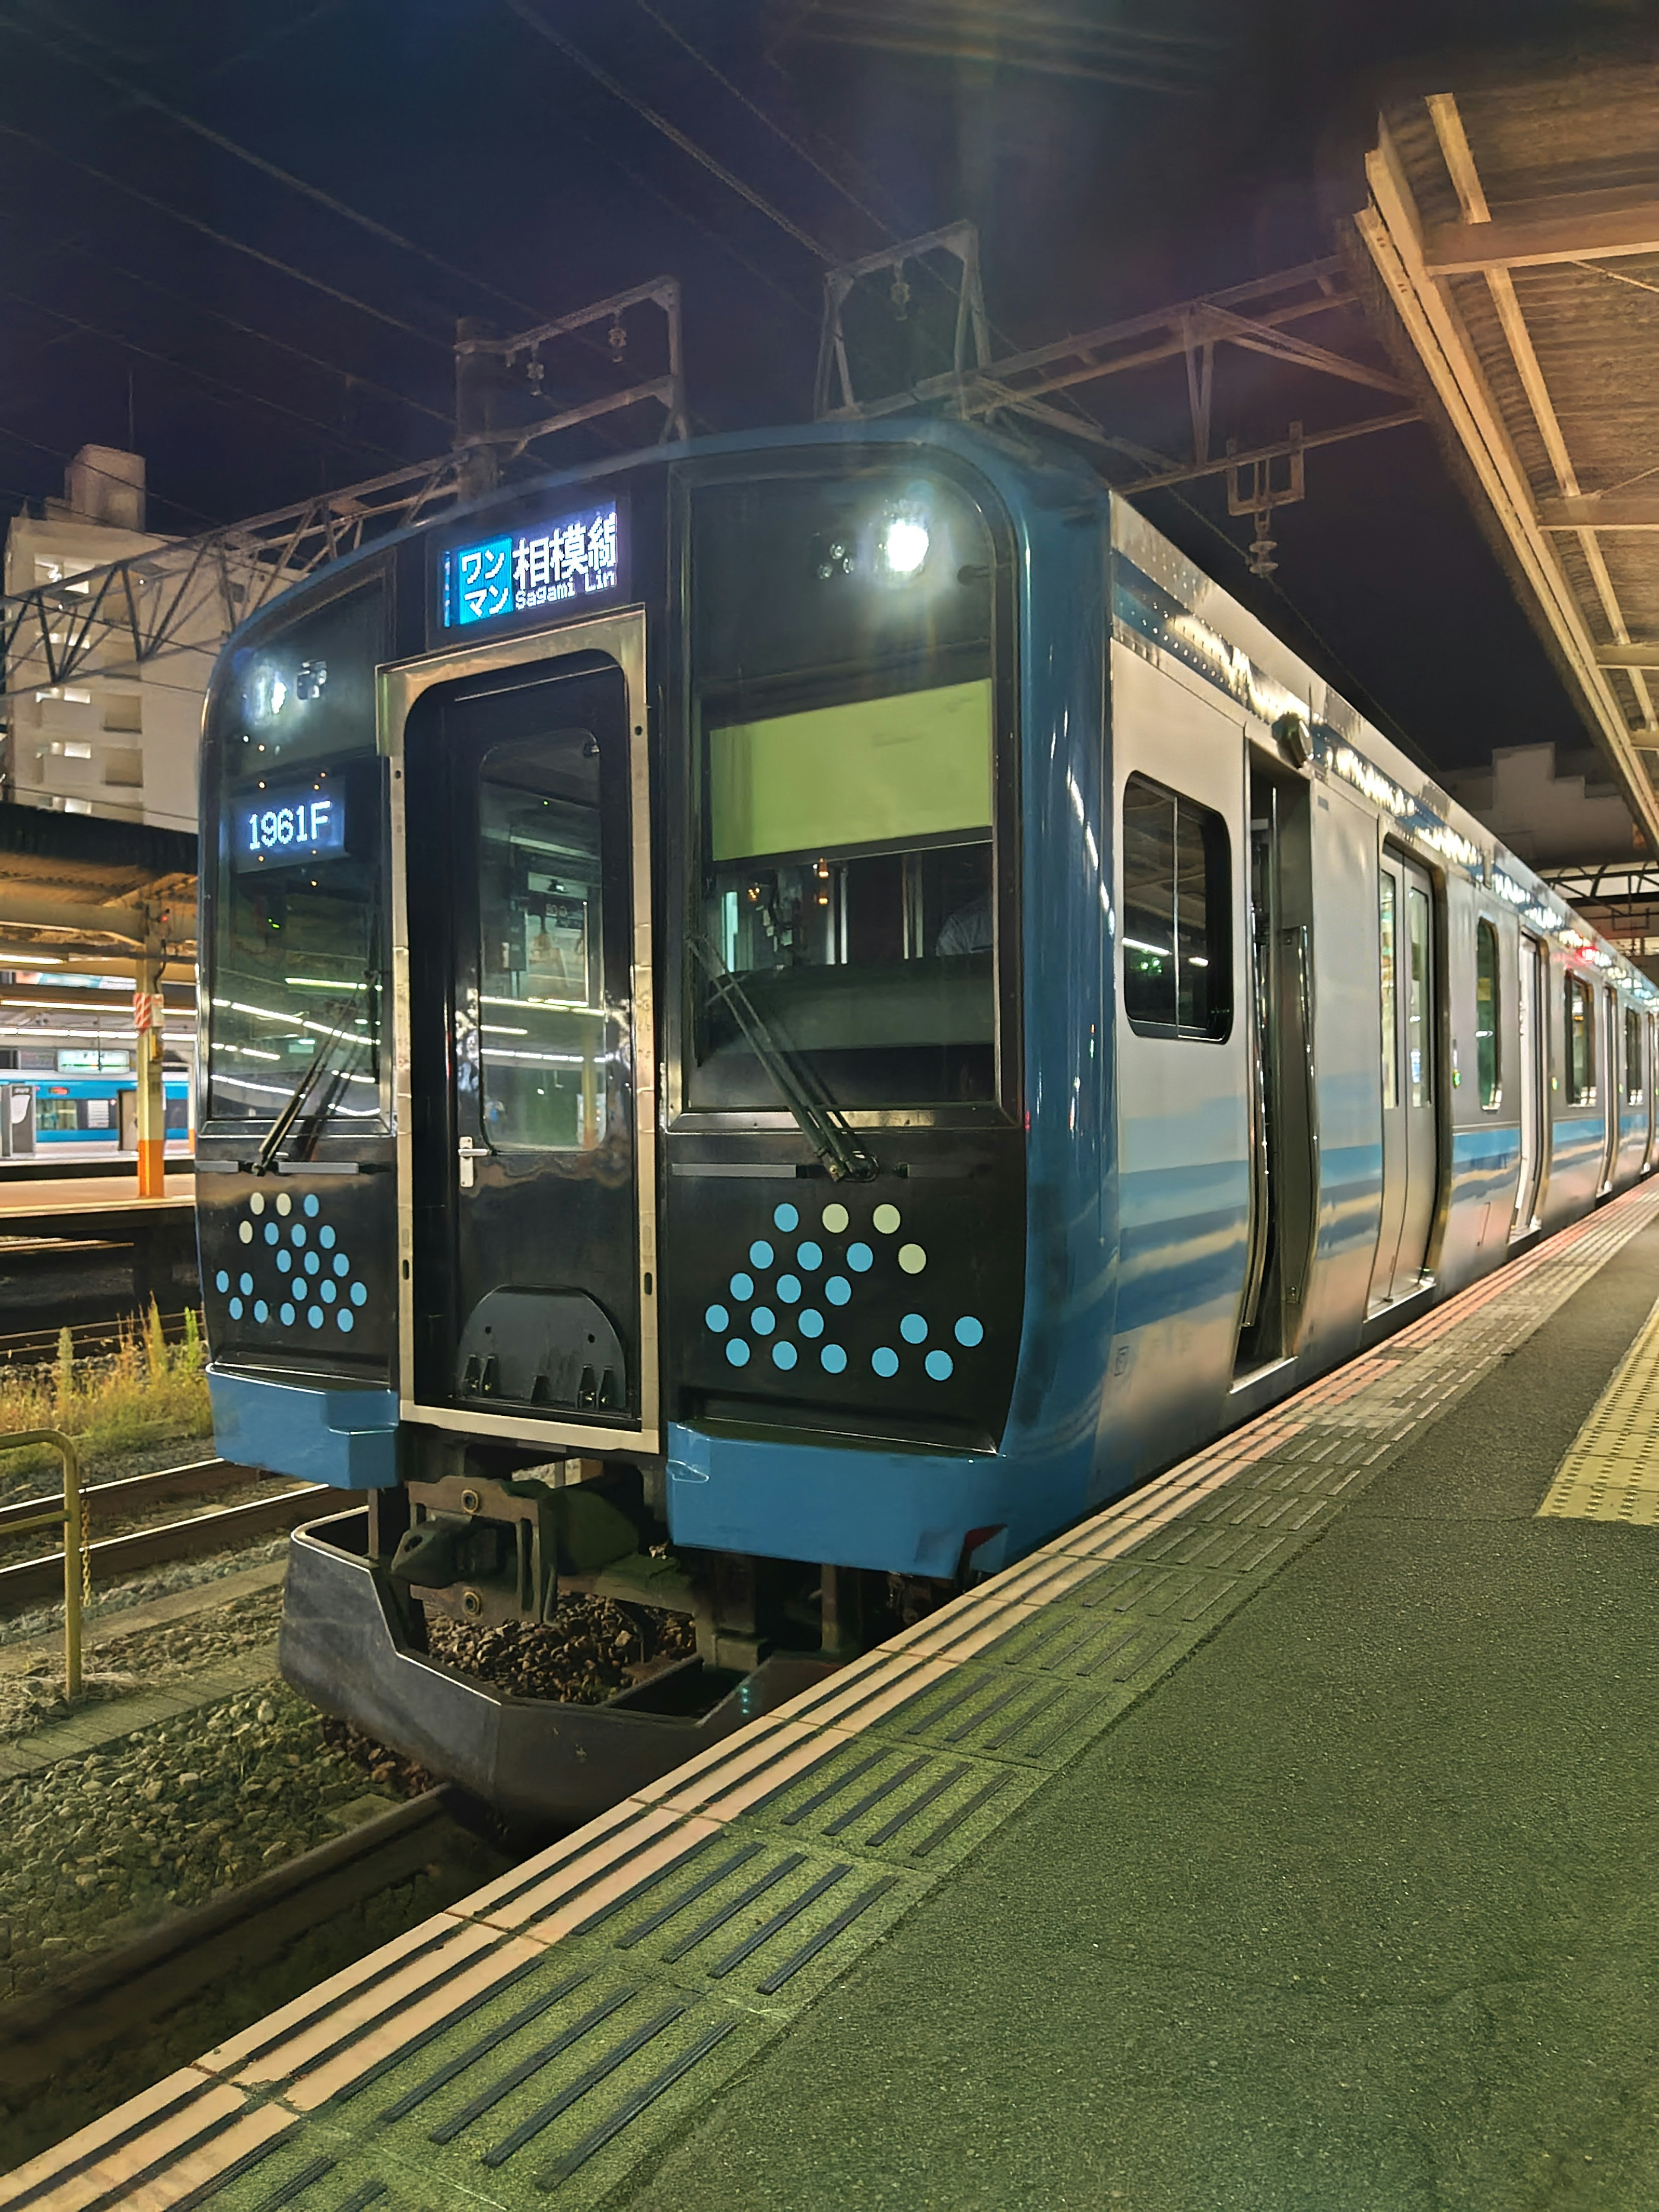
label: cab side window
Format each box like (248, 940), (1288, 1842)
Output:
(1121, 773), (1231, 1040)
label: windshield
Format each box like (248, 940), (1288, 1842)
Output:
(204, 578), (386, 1128)
(689, 466), (1005, 1112)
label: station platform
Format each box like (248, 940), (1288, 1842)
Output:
(0, 1171), (195, 1233)
(9, 1180), (1659, 2210)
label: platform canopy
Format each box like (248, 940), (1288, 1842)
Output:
(0, 801), (195, 974)
(1352, 53), (1659, 851)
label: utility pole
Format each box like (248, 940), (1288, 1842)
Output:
(133, 900), (168, 1199)
(454, 316), (501, 504)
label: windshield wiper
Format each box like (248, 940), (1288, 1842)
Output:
(253, 997), (371, 1175)
(692, 936), (878, 1184)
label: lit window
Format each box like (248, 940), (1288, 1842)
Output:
(1475, 920), (1500, 1109)
(1565, 976), (1594, 1104)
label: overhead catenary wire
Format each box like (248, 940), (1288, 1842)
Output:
(629, 0), (895, 245)
(0, 2), (556, 330)
(501, 0), (836, 263)
(0, 122), (449, 351)
(52, 235), (452, 429)
(0, 280), (410, 471)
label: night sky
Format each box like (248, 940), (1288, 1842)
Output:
(0, 0), (1645, 775)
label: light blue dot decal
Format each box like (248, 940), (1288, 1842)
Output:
(900, 1313), (928, 1344)
(337, 1309), (354, 1333)
(954, 1315), (985, 1348)
(279, 1303), (296, 1327)
(776, 1274), (801, 1305)
(308, 1306), (324, 1329)
(826, 1275), (852, 1306)
(239, 1272), (254, 1296)
(726, 1338), (750, 1368)
(215, 1270), (229, 1293)
(796, 1242), (823, 1272)
(253, 1301), (268, 1324)
(871, 1346), (899, 1378)
(926, 1349), (955, 1381)
(304, 1252), (321, 1276)
(730, 1271), (755, 1301)
(228, 1297), (243, 1320)
(820, 1343), (848, 1374)
(772, 1339), (798, 1371)
(798, 1308), (824, 1339)
(264, 1223), (280, 1245)
(291, 1224), (307, 1247)
(350, 1282), (368, 1306)
(749, 1239), (775, 1270)
(751, 1306), (775, 1336)
(705, 1303), (730, 1332)
(303, 1193), (320, 1217)
(319, 1225), (336, 1250)
(847, 1242), (874, 1272)
(276, 1249), (292, 1274)
(321, 1280), (337, 1304)
(333, 1253), (350, 1278)
(773, 1201), (800, 1232)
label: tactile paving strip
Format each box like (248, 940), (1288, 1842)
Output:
(1537, 1287), (1659, 1525)
(9, 1179), (1659, 2211)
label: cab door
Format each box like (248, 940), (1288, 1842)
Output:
(389, 614), (658, 1453)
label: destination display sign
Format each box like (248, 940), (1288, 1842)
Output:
(439, 499), (624, 630)
(233, 785), (346, 869)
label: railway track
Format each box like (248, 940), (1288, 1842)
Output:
(0, 1789), (508, 2102)
(0, 1309), (197, 1371)
(0, 1458), (362, 1608)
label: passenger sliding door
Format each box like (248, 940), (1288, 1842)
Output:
(1371, 851), (1439, 1306)
(1513, 932), (1547, 1236)
(389, 614), (659, 1453)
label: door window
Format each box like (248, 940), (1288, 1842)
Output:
(1565, 976), (1594, 1103)
(476, 731), (609, 1152)
(1475, 920), (1500, 1109)
(1121, 773), (1231, 1039)
(1379, 874), (1398, 1106)
(1407, 886), (1431, 1107)
(1625, 1006), (1643, 1103)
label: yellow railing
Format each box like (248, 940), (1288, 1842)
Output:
(1, 1430), (88, 1696)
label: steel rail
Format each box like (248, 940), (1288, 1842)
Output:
(0, 1790), (491, 2099)
(0, 1481), (360, 1608)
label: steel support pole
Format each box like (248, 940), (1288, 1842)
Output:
(135, 906), (166, 1199)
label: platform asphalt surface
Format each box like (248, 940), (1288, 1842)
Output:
(615, 1226), (1659, 2212)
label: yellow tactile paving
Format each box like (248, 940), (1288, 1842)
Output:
(13, 1173), (1659, 2212)
(1538, 1290), (1659, 1524)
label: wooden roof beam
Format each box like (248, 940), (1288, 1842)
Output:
(1423, 193), (1659, 273)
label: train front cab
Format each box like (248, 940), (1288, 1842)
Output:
(196, 432), (1063, 1819)
(193, 426), (1659, 1821)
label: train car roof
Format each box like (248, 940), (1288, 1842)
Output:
(215, 414), (1652, 1003)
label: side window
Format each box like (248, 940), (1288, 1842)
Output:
(1565, 975), (1594, 1104)
(1121, 773), (1231, 1040)
(1475, 919), (1500, 1109)
(1626, 1005), (1643, 1103)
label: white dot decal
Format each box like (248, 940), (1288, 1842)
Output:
(238, 1222), (253, 1245)
(822, 1202), (849, 1234)
(248, 1192), (265, 1216)
(276, 1191), (292, 1217)
(873, 1204), (902, 1235)
(898, 1243), (928, 1274)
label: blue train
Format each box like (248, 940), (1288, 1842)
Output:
(194, 418), (1656, 1821)
(25, 1074), (191, 1147)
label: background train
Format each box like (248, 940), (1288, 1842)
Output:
(193, 416), (1657, 1821)
(3, 1073), (191, 1154)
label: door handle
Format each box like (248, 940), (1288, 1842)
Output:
(458, 1134), (478, 1190)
